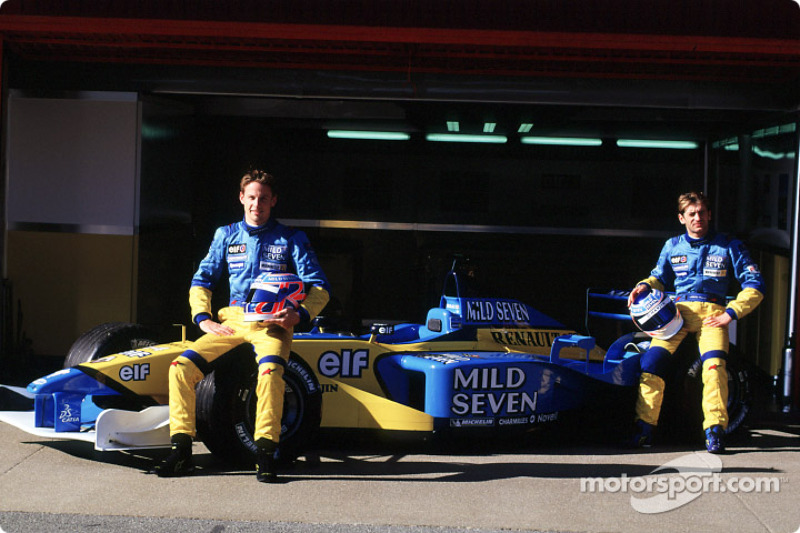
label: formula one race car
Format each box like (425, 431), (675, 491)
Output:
(0, 261), (755, 465)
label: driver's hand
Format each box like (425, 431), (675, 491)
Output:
(199, 319), (236, 336)
(627, 283), (649, 308)
(704, 312), (733, 328)
(261, 307), (301, 330)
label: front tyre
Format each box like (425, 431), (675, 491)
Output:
(195, 347), (322, 466)
(64, 322), (159, 368)
(62, 322), (160, 411)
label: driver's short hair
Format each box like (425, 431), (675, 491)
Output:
(240, 168), (277, 195)
(678, 191), (710, 214)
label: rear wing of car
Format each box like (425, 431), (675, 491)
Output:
(585, 289), (637, 350)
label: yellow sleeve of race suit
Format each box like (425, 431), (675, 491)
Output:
(189, 286), (214, 323)
(638, 276), (665, 292)
(300, 285), (330, 323)
(726, 287), (764, 320)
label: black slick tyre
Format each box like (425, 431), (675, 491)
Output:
(63, 322), (159, 368)
(195, 346), (322, 467)
(660, 343), (752, 442)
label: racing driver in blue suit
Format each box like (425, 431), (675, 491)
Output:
(627, 191), (764, 453)
(155, 168), (330, 481)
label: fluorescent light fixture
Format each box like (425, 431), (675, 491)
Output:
(327, 130), (410, 141)
(483, 122), (496, 133)
(712, 137), (737, 150)
(616, 139), (698, 149)
(753, 146), (796, 160)
(520, 136), (602, 147)
(426, 133), (507, 144)
(446, 121), (460, 132)
(753, 123), (796, 138)
(517, 123), (534, 133)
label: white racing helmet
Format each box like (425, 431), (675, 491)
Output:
(630, 288), (683, 340)
(244, 272), (306, 322)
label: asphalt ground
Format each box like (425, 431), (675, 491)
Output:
(1, 407), (799, 533)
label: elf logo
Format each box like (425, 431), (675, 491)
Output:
(318, 349), (369, 378)
(119, 363), (150, 381)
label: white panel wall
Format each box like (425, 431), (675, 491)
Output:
(6, 91), (139, 234)
(4, 91), (141, 356)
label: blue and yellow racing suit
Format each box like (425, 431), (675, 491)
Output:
(168, 217), (330, 444)
(634, 231), (764, 430)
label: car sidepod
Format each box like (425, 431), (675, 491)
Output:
(375, 349), (639, 432)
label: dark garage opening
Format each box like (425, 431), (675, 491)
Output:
(138, 93), (791, 369)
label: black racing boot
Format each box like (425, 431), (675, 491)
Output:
(255, 438), (278, 483)
(154, 433), (194, 477)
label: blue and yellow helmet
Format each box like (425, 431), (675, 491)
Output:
(630, 288), (683, 340)
(244, 272), (306, 322)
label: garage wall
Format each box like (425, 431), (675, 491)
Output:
(5, 91), (140, 356)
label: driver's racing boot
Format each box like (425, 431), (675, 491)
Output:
(704, 425), (726, 454)
(255, 438), (279, 483)
(155, 433), (194, 477)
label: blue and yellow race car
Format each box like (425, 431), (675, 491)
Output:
(0, 262), (754, 464)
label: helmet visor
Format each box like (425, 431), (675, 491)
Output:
(637, 301), (677, 332)
(245, 286), (280, 304)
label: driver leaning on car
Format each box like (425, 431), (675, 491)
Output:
(626, 191), (764, 454)
(155, 168), (330, 481)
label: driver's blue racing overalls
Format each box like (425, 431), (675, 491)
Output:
(635, 231), (764, 431)
(168, 217), (330, 444)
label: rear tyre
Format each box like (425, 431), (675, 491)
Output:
(660, 343), (752, 442)
(64, 322), (159, 368)
(196, 347), (322, 467)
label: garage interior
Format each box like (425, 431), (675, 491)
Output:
(0, 1), (798, 407)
